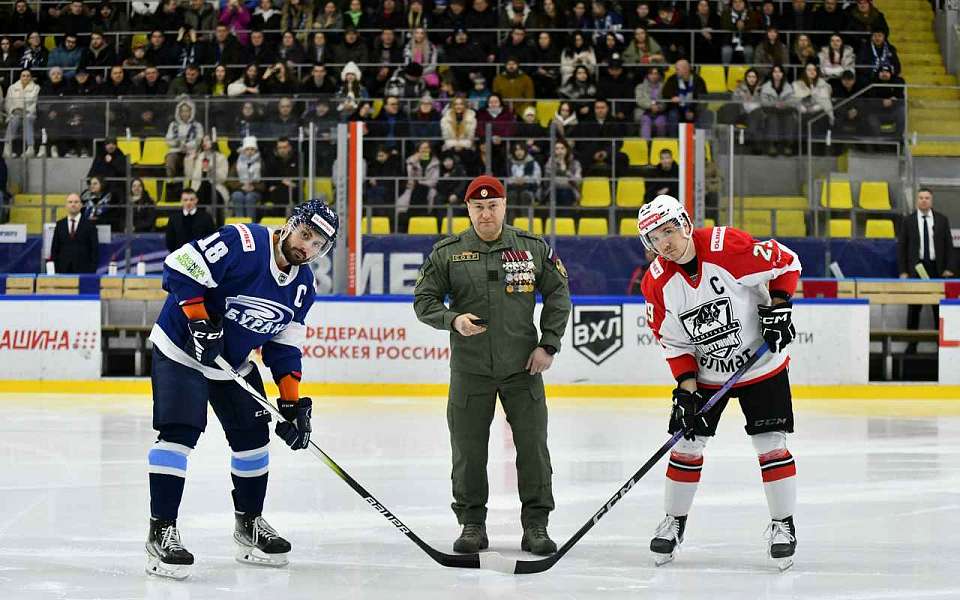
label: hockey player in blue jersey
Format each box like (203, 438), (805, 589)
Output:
(145, 199), (338, 579)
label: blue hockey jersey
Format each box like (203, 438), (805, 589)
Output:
(149, 223), (315, 382)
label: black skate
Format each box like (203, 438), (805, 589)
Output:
(521, 525), (557, 556)
(145, 518), (194, 580)
(765, 516), (797, 572)
(650, 514), (686, 566)
(234, 512), (291, 567)
(453, 524), (488, 553)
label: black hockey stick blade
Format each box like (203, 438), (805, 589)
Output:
(213, 356), (498, 571)
(496, 344), (771, 574)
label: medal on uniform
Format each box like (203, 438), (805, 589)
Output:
(502, 250), (538, 293)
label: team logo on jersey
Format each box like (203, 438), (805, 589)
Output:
(572, 305), (623, 365)
(224, 295), (293, 335)
(678, 297), (742, 359)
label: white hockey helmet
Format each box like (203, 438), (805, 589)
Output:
(636, 194), (692, 253)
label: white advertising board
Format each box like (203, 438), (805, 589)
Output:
(939, 301), (960, 384)
(0, 297), (101, 379)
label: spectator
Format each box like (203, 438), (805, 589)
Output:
(232, 100), (260, 143)
(48, 34), (83, 80)
(101, 64), (133, 98)
(165, 188), (216, 252)
(409, 94), (442, 139)
(210, 23), (249, 68)
(435, 151), (468, 207)
(228, 63), (261, 96)
(493, 57), (535, 116)
(335, 26), (370, 67)
(468, 75), (491, 111)
(759, 64), (798, 156)
(135, 64), (169, 96)
(440, 96), (478, 171)
(230, 136), (262, 219)
(384, 62), (425, 108)
(780, 0), (814, 32)
(685, 0), (722, 63)
(866, 65), (905, 141)
(248, 29), (279, 65)
(251, 0), (282, 41)
(9, 1), (38, 43)
(542, 138), (582, 206)
(791, 34), (817, 71)
(831, 70), (866, 141)
(476, 93), (516, 174)
(374, 0), (404, 30)
(19, 32), (48, 76)
(182, 0), (217, 38)
(529, 32), (561, 97)
(81, 175), (121, 231)
(559, 65), (598, 118)
(814, 0), (847, 46)
(622, 27), (664, 66)
(64, 68), (97, 157)
(265, 137), (299, 210)
(342, 0), (371, 30)
(93, 3), (130, 40)
(793, 61), (834, 133)
(465, 0), (498, 58)
(754, 26), (789, 78)
(651, 3), (685, 60)
(756, 0), (778, 31)
(571, 98), (626, 176)
(369, 95), (408, 153)
(3, 69), (39, 158)
(627, 0), (656, 30)
(124, 39), (150, 81)
(219, 0), (252, 46)
(335, 61), (369, 118)
(443, 29), (485, 92)
(153, 0), (185, 34)
(78, 30), (115, 83)
(662, 59), (709, 132)
(312, 1), (342, 38)
(499, 26), (533, 65)
(858, 26), (900, 82)
(366, 144), (403, 208)
(819, 33), (856, 81)
(550, 100), (578, 139)
(145, 30), (179, 75)
(398, 140), (439, 227)
(595, 31), (623, 66)
(0, 38), (20, 91)
(516, 105), (548, 164)
(597, 54), (633, 121)
(634, 66), (667, 139)
(209, 64), (230, 102)
(164, 96), (204, 178)
(506, 142), (542, 205)
(567, 0), (590, 31)
(590, 0), (624, 46)
(278, 30), (307, 66)
(300, 63), (337, 95)
(174, 25), (211, 74)
(168, 63), (210, 96)
(280, 0), (313, 46)
(88, 136), (129, 202)
(37, 66), (69, 158)
(898, 188), (954, 350)
(184, 135), (230, 209)
(501, 0), (531, 29)
(560, 31), (597, 84)
(528, 0), (565, 37)
(733, 68), (765, 152)
(261, 61), (298, 95)
(130, 177), (157, 232)
(846, 0), (888, 37)
(720, 0), (759, 64)
(50, 193), (99, 274)
(368, 29), (403, 96)
(404, 27), (439, 88)
(644, 147), (678, 203)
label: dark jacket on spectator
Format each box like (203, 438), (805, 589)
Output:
(898, 210), (954, 277)
(50, 214), (99, 273)
(165, 208), (216, 252)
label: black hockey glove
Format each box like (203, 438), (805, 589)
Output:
(672, 388), (709, 441)
(276, 398), (312, 450)
(758, 301), (796, 353)
(184, 316), (224, 366)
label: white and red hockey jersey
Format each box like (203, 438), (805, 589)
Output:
(641, 226), (802, 388)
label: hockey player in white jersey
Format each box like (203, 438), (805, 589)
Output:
(638, 195), (801, 571)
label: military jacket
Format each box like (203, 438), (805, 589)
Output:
(414, 224), (572, 379)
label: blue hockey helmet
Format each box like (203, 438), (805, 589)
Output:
(281, 199), (339, 261)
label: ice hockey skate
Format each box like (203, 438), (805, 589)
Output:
(234, 512), (291, 567)
(765, 517), (796, 572)
(650, 515), (686, 566)
(145, 518), (193, 580)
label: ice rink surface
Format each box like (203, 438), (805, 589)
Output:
(1, 392), (958, 600)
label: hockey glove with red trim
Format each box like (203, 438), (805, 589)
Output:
(184, 316), (224, 366)
(276, 398), (312, 450)
(758, 301), (796, 353)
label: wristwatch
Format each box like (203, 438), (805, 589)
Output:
(539, 344), (557, 356)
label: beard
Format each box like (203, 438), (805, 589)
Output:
(280, 235), (310, 265)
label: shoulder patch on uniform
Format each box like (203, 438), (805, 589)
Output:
(649, 256), (664, 279)
(710, 226), (726, 252)
(515, 228), (541, 240)
(450, 251), (480, 262)
(433, 235), (460, 249)
(232, 223), (256, 252)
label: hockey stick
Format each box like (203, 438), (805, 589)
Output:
(214, 355), (499, 571)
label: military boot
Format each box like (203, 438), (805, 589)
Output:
(453, 524), (488, 553)
(521, 525), (557, 555)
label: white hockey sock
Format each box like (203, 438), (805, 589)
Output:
(752, 432), (797, 520)
(664, 437), (706, 516)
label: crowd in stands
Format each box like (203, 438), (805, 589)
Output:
(0, 0), (909, 230)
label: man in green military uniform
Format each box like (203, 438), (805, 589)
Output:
(414, 175), (571, 556)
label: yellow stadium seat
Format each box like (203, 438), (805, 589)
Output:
(578, 217), (608, 236)
(315, 177), (333, 201)
(858, 181), (891, 210)
(217, 138), (231, 158)
(14, 193), (67, 206)
(440, 216), (471, 234)
(8, 207), (44, 234)
(140, 178), (162, 202)
(727, 65), (749, 91)
(131, 33), (148, 49)
(361, 216), (391, 234)
(649, 138), (679, 165)
(663, 66), (676, 81)
(154, 216), (169, 230)
(580, 177), (612, 207)
(537, 100), (560, 128)
(371, 98), (383, 119)
(512, 217), (544, 234)
(619, 217), (638, 236)
(118, 137), (141, 164)
(829, 219), (852, 238)
(703, 218), (716, 228)
(44, 35), (57, 51)
(743, 216), (772, 238)
(820, 179), (853, 209)
(141, 137), (169, 166)
(616, 178), (646, 207)
(546, 217), (576, 236)
(700, 65), (727, 94)
(865, 219), (895, 238)
(260, 217), (287, 227)
(407, 216), (439, 235)
(776, 210), (807, 237)
(225, 217), (253, 225)
(621, 138), (649, 166)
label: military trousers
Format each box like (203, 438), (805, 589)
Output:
(447, 369), (554, 529)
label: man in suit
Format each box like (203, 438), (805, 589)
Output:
(50, 193), (99, 273)
(897, 188), (955, 344)
(165, 188), (216, 252)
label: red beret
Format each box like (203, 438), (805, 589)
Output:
(464, 175), (506, 202)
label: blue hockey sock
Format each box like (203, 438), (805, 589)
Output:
(230, 445), (269, 515)
(148, 441), (193, 519)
